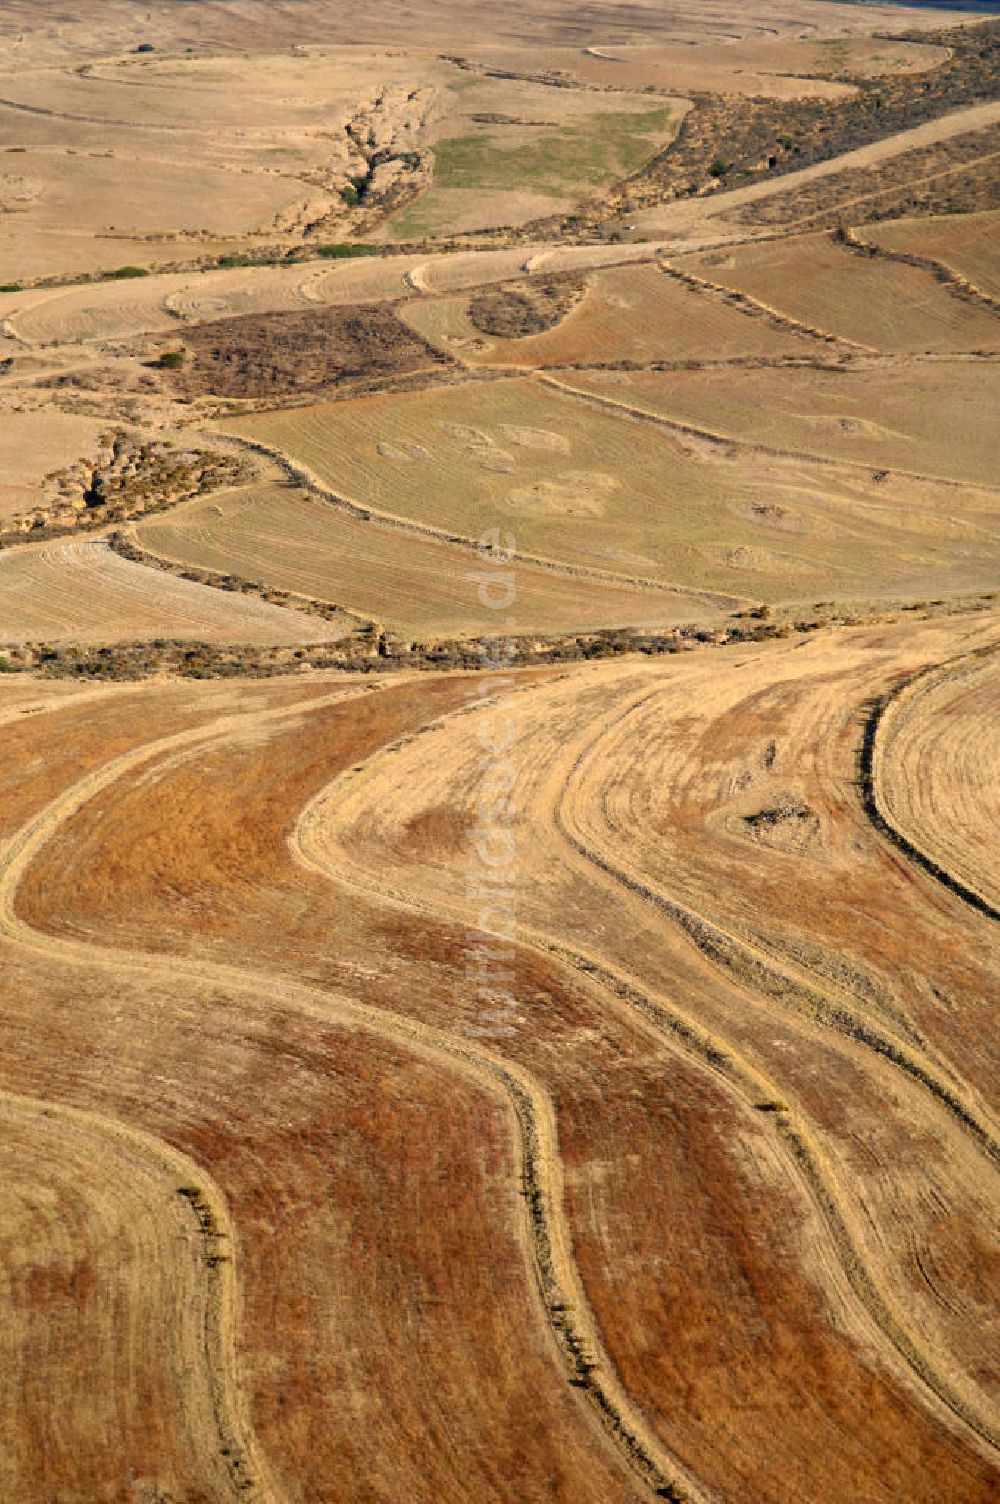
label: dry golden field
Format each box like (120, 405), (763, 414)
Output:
(0, 538), (349, 645)
(132, 477), (698, 638)
(674, 232), (1000, 353)
(563, 359), (1000, 486)
(872, 648), (1000, 916)
(864, 208), (1000, 299)
(221, 375), (1000, 606)
(0, 411), (107, 518)
(3, 613), (999, 1502)
(399, 262), (823, 366)
(1, 2), (998, 1501)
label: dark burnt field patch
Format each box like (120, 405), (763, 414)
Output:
(468, 273), (587, 338)
(164, 303), (454, 401)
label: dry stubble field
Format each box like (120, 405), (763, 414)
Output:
(1, 2), (998, 1502)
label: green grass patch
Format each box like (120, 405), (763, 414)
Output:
(388, 105), (673, 239)
(436, 106), (672, 194)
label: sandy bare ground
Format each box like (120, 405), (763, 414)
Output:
(0, 0), (959, 69)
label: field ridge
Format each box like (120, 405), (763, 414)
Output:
(297, 675), (1000, 1463)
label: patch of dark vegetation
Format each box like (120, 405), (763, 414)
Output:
(315, 242), (377, 259)
(735, 122), (1000, 228)
(743, 803), (817, 830)
(467, 273), (588, 338)
(0, 437), (249, 547)
(600, 18), (1000, 221)
(166, 303), (454, 400)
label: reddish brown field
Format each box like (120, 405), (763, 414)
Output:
(5, 613), (999, 1501)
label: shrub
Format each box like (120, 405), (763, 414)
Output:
(340, 184), (360, 207)
(107, 265), (149, 279)
(315, 242), (375, 259)
(709, 158), (731, 178)
(156, 350), (186, 369)
(0, 282), (21, 293)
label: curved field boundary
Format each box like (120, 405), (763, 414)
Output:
(553, 690), (1000, 1162)
(108, 529), (371, 633)
(862, 648), (1000, 924)
(838, 225), (1000, 316)
(216, 428), (745, 610)
(550, 689), (1000, 1455)
(0, 694), (705, 1504)
(536, 371), (1000, 497)
(655, 258), (875, 352)
(0, 1087), (278, 1503)
(293, 678), (1000, 1464)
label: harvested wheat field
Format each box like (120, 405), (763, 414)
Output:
(3, 1), (999, 1500)
(5, 611), (998, 1502)
(872, 648), (1000, 917)
(401, 261), (824, 366)
(223, 375), (1000, 603)
(864, 209), (1000, 301)
(132, 478), (700, 636)
(674, 232), (1000, 353)
(563, 359), (1000, 487)
(0, 538), (348, 645)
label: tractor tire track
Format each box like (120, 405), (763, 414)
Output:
(0, 689), (703, 1504)
(292, 675), (1000, 1465)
